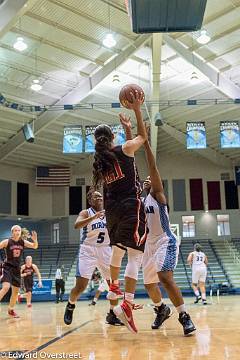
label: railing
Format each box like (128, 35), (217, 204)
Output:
(48, 264), (52, 279)
(178, 246), (191, 288)
(208, 239), (231, 286)
(224, 238), (240, 265)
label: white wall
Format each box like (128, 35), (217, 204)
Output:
(0, 164), (53, 217)
(1, 150), (239, 242)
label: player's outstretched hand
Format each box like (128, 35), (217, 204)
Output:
(119, 113), (132, 129)
(31, 231), (38, 242)
(127, 90), (144, 111)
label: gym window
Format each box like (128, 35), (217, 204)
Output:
(217, 214), (230, 236)
(182, 215), (195, 237)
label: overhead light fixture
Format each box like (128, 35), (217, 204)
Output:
(196, 30), (211, 45)
(112, 74), (120, 84)
(154, 112), (164, 126)
(30, 79), (42, 92)
(13, 37), (28, 51)
(103, 2), (116, 48)
(103, 33), (116, 48)
(190, 71), (199, 83)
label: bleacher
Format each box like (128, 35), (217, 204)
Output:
(2, 237), (234, 298)
(22, 244), (79, 282)
(115, 238), (231, 296)
(231, 238), (240, 253)
(180, 239), (231, 291)
(213, 238), (240, 288)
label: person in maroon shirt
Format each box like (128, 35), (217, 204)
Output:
(91, 90), (147, 334)
(20, 255), (42, 308)
(0, 225), (38, 318)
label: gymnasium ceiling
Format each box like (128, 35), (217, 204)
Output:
(0, 0), (240, 170)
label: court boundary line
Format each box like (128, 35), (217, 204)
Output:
(16, 320), (93, 359)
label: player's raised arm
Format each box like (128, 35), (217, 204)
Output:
(24, 231), (38, 249)
(144, 137), (166, 205)
(122, 91), (147, 156)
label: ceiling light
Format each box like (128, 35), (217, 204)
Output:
(103, 33), (116, 48)
(31, 79), (42, 92)
(196, 30), (211, 45)
(112, 74), (120, 84)
(190, 71), (199, 83)
(13, 37), (28, 51)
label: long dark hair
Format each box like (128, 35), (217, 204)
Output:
(194, 243), (202, 252)
(92, 124), (116, 188)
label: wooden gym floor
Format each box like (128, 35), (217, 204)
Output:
(0, 296), (240, 359)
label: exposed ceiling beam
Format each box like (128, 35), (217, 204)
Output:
(150, 33), (163, 158)
(164, 23), (240, 65)
(163, 34), (240, 99)
(26, 12), (122, 55)
(172, 3), (240, 41)
(48, 0), (136, 41)
(0, 0), (38, 38)
(0, 33), (151, 161)
(0, 43), (82, 75)
(24, 10), (149, 66)
(11, 28), (104, 66)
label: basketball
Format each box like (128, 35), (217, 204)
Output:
(119, 84), (145, 109)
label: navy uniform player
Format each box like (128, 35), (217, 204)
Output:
(0, 225), (38, 318)
(64, 190), (123, 326)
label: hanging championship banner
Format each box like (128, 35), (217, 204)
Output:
(112, 124), (126, 146)
(63, 125), (83, 153)
(220, 121), (240, 148)
(186, 122), (207, 149)
(85, 125), (96, 153)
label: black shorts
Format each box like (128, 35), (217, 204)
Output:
(24, 277), (33, 292)
(105, 196), (147, 252)
(0, 263), (21, 288)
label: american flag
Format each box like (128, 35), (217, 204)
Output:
(35, 167), (71, 187)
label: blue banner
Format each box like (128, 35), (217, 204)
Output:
(112, 124), (126, 146)
(63, 125), (83, 153)
(186, 122), (207, 149)
(220, 121), (240, 148)
(235, 166), (240, 186)
(85, 125), (96, 153)
(32, 279), (52, 295)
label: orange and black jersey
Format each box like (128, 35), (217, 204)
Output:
(104, 145), (141, 198)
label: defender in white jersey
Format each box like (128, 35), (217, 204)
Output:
(187, 243), (208, 305)
(141, 136), (195, 336)
(64, 190), (123, 326)
(121, 121), (195, 335)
